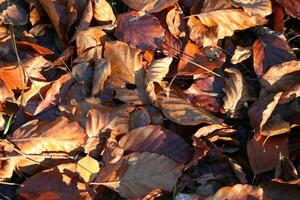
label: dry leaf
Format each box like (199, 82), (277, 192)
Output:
(130, 108), (151, 129)
(17, 163), (93, 200)
(92, 59), (111, 96)
(119, 125), (193, 163)
(156, 88), (222, 125)
(193, 8), (267, 45)
(0, 3), (27, 25)
(0, 116), (86, 179)
(231, 46), (253, 64)
(230, 0), (272, 17)
(115, 11), (165, 50)
(212, 184), (265, 200)
(144, 57), (173, 103)
(166, 7), (186, 38)
(100, 152), (183, 199)
(274, 0), (300, 19)
(77, 155), (100, 182)
(121, 0), (178, 13)
(75, 27), (108, 62)
(223, 68), (254, 118)
(94, 0), (116, 24)
(247, 133), (289, 174)
(178, 41), (226, 76)
(253, 28), (296, 76)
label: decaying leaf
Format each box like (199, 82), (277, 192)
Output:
(166, 7), (186, 38)
(93, 0), (116, 24)
(231, 46), (253, 64)
(274, 0), (300, 19)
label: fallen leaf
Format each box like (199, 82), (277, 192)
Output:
(17, 163), (93, 200)
(178, 41), (226, 76)
(0, 116), (86, 179)
(92, 59), (111, 96)
(100, 152), (183, 199)
(94, 0), (116, 24)
(263, 178), (300, 199)
(230, 0), (272, 17)
(129, 108), (151, 129)
(115, 11), (165, 50)
(274, 0), (300, 19)
(77, 155), (100, 182)
(75, 27), (108, 62)
(247, 133), (289, 174)
(223, 68), (254, 118)
(166, 7), (186, 38)
(212, 184), (265, 200)
(156, 88), (222, 125)
(144, 57), (173, 104)
(121, 0), (178, 13)
(231, 46), (253, 64)
(119, 125), (193, 163)
(253, 28), (296, 76)
(0, 3), (27, 25)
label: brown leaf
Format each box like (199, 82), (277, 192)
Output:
(92, 59), (111, 96)
(156, 88), (223, 125)
(34, 73), (74, 115)
(193, 8), (267, 46)
(261, 60), (300, 93)
(212, 184), (266, 200)
(144, 57), (173, 104)
(253, 28), (296, 76)
(119, 125), (193, 163)
(99, 152), (183, 199)
(178, 41), (226, 76)
(104, 41), (148, 105)
(166, 7), (186, 38)
(0, 116), (86, 179)
(16, 41), (54, 55)
(130, 108), (151, 129)
(115, 11), (165, 50)
(263, 178), (300, 200)
(247, 133), (289, 174)
(94, 0), (116, 24)
(223, 68), (254, 118)
(274, 0), (300, 19)
(0, 80), (15, 103)
(75, 27), (108, 62)
(184, 75), (224, 112)
(230, 0), (272, 17)
(17, 163), (93, 200)
(121, 0), (178, 13)
(231, 46), (253, 64)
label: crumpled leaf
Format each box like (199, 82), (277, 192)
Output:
(156, 88), (222, 125)
(253, 28), (296, 76)
(17, 163), (93, 200)
(115, 11), (165, 50)
(247, 133), (289, 174)
(0, 3), (27, 25)
(166, 7), (186, 38)
(193, 8), (267, 46)
(230, 0), (272, 17)
(119, 125), (193, 163)
(121, 0), (178, 13)
(223, 68), (254, 118)
(99, 152), (183, 199)
(0, 116), (86, 179)
(93, 0), (116, 24)
(231, 46), (252, 64)
(144, 57), (172, 103)
(77, 155), (100, 183)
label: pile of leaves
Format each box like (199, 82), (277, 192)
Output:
(0, 0), (300, 199)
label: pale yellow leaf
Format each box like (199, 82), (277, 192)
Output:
(77, 155), (100, 182)
(94, 0), (116, 23)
